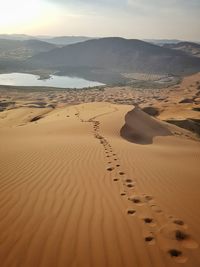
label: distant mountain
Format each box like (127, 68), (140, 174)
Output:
(0, 34), (93, 46)
(163, 42), (200, 58)
(144, 39), (182, 45)
(29, 37), (200, 75)
(0, 34), (35, 41)
(41, 36), (93, 46)
(0, 39), (57, 60)
(23, 39), (57, 53)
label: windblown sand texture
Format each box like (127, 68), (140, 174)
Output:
(0, 97), (200, 267)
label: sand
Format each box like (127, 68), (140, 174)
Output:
(0, 74), (200, 267)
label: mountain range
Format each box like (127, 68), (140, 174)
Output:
(1, 36), (200, 78)
(0, 39), (57, 60)
(163, 42), (200, 58)
(0, 34), (92, 46)
(28, 37), (200, 75)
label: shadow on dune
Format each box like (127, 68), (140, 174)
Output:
(120, 106), (172, 144)
(165, 118), (200, 136)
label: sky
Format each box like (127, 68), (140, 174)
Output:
(0, 0), (200, 41)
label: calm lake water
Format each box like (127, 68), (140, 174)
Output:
(0, 73), (104, 89)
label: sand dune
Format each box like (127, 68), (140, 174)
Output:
(0, 102), (200, 267)
(120, 106), (172, 144)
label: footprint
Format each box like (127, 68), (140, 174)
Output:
(167, 249), (187, 263)
(144, 195), (153, 202)
(113, 178), (119, 182)
(120, 192), (126, 196)
(172, 219), (185, 226)
(150, 205), (163, 213)
(168, 249), (182, 257)
(175, 230), (198, 249)
(143, 218), (155, 225)
(125, 179), (133, 183)
(145, 236), (155, 243)
(160, 224), (198, 249)
(128, 196), (143, 205)
(175, 230), (188, 241)
(127, 184), (134, 188)
(107, 167), (114, 171)
(127, 209), (136, 215)
(119, 172), (125, 175)
(144, 233), (156, 245)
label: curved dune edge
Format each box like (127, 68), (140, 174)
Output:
(120, 106), (172, 144)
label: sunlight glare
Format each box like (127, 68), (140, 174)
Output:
(0, 0), (52, 31)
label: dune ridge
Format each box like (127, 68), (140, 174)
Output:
(120, 106), (172, 144)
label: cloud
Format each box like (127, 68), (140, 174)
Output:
(19, 0), (198, 41)
(127, 0), (200, 10)
(47, 0), (200, 9)
(45, 0), (119, 6)
(45, 0), (200, 17)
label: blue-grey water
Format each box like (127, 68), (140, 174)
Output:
(0, 73), (104, 88)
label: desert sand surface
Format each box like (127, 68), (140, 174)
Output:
(0, 74), (200, 267)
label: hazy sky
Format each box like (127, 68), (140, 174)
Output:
(0, 0), (200, 41)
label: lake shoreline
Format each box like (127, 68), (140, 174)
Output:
(0, 72), (105, 89)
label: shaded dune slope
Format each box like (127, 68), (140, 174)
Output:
(120, 107), (172, 144)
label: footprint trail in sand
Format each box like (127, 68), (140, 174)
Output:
(74, 105), (199, 264)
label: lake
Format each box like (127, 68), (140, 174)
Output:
(0, 73), (104, 89)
